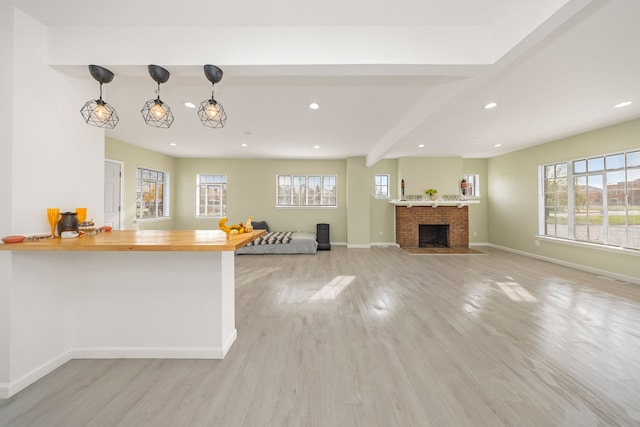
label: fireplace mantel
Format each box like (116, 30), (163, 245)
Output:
(389, 199), (479, 208)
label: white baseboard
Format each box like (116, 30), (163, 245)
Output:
(72, 346), (226, 359)
(346, 244), (372, 249)
(470, 242), (490, 247)
(0, 332), (237, 399)
(0, 350), (73, 399)
(489, 243), (640, 285)
(370, 242), (400, 247)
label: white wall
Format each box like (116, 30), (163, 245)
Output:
(1, 6), (105, 390)
(0, 0), (15, 388)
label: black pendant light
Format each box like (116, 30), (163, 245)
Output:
(141, 65), (174, 128)
(80, 65), (119, 129)
(198, 64), (227, 128)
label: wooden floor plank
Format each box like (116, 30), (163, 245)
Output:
(1, 247), (639, 426)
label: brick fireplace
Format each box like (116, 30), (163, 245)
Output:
(395, 206), (469, 249)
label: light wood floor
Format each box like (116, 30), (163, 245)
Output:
(1, 247), (639, 426)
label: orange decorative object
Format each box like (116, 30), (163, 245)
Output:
(47, 208), (60, 237)
(76, 207), (87, 223)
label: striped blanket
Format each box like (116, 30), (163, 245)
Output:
(246, 231), (293, 246)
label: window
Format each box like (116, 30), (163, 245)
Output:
(540, 149), (640, 249)
(276, 174), (337, 207)
(196, 174), (227, 217)
(463, 174), (480, 198)
(136, 167), (169, 219)
(375, 174), (390, 198)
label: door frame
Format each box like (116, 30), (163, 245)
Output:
(104, 158), (124, 230)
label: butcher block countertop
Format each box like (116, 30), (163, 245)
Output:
(0, 229), (266, 252)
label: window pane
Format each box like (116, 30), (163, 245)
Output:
(196, 175), (227, 216)
(606, 154), (625, 170)
(308, 176), (321, 205)
(556, 163), (567, 177)
(293, 176), (306, 205)
(136, 168), (168, 219)
(627, 151), (640, 167)
(545, 165), (556, 179)
(573, 160), (586, 174)
(587, 157), (604, 172)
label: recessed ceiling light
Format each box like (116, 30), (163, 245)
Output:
(484, 102), (498, 110)
(494, 143), (502, 148)
(614, 101), (632, 108)
(417, 144), (425, 148)
(168, 142), (177, 147)
(183, 101), (196, 109)
(313, 145), (320, 149)
(244, 131), (252, 135)
(241, 143), (248, 147)
(309, 103), (320, 110)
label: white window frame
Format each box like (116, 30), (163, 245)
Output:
(136, 166), (170, 221)
(196, 174), (227, 218)
(374, 174), (390, 199)
(463, 174), (480, 198)
(539, 148), (640, 250)
(276, 174), (337, 208)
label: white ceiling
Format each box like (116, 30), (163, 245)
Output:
(8, 0), (640, 165)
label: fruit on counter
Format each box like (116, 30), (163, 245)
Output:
(218, 216), (254, 235)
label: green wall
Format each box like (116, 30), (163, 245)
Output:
(463, 158), (489, 245)
(369, 159), (398, 244)
(488, 118), (640, 280)
(174, 158), (348, 242)
(397, 156), (464, 197)
(103, 140), (485, 246)
(105, 137), (177, 230)
(346, 157), (371, 247)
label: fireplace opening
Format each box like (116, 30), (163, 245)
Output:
(419, 224), (449, 248)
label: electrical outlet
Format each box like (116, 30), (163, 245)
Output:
(473, 231), (478, 237)
(534, 239), (540, 246)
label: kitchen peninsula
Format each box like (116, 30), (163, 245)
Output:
(0, 229), (265, 398)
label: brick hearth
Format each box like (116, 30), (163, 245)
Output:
(395, 206), (469, 249)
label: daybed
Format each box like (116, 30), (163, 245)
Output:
(235, 221), (318, 255)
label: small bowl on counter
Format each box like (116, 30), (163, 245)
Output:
(2, 235), (25, 244)
(78, 221), (97, 236)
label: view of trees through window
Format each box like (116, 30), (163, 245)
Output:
(277, 175), (337, 207)
(136, 167), (166, 219)
(542, 149), (640, 249)
(197, 174), (227, 217)
(375, 174), (390, 198)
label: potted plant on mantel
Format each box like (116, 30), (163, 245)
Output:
(425, 188), (438, 200)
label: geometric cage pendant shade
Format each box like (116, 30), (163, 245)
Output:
(197, 64), (227, 128)
(80, 65), (119, 129)
(141, 65), (174, 128)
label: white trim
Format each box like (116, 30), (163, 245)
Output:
(469, 242), (490, 247)
(331, 241), (347, 246)
(0, 334), (237, 399)
(537, 235), (640, 256)
(104, 158), (124, 230)
(135, 216), (172, 224)
(489, 243), (640, 285)
(370, 242), (400, 247)
(347, 244), (371, 249)
(0, 350), (73, 399)
(72, 346), (227, 360)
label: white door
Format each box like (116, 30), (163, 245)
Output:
(104, 160), (122, 229)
